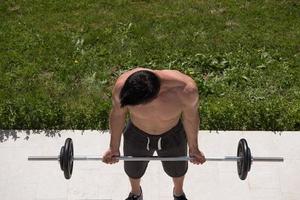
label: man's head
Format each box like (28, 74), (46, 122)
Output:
(119, 70), (161, 108)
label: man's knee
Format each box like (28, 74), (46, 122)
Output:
(124, 161), (149, 179)
(162, 161), (188, 177)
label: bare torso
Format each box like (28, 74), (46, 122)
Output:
(116, 67), (195, 135)
(128, 86), (182, 134)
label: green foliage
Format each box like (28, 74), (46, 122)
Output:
(0, 0), (299, 130)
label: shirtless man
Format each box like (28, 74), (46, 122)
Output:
(102, 67), (206, 200)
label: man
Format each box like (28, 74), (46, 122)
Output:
(102, 67), (206, 200)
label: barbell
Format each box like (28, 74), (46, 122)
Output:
(28, 138), (284, 180)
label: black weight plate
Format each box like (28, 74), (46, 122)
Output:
(59, 146), (64, 171)
(242, 139), (249, 180)
(243, 139), (251, 174)
(69, 139), (73, 177)
(242, 139), (252, 173)
(237, 140), (243, 179)
(237, 140), (242, 179)
(247, 147), (252, 172)
(63, 138), (74, 179)
(243, 139), (249, 179)
(63, 138), (72, 179)
(62, 140), (69, 179)
(237, 138), (249, 180)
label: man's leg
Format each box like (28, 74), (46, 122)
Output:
(173, 176), (185, 196)
(123, 120), (154, 197)
(129, 177), (142, 195)
(157, 120), (188, 197)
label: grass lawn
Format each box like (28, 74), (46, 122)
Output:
(0, 0), (299, 130)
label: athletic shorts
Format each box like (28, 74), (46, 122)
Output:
(123, 119), (188, 179)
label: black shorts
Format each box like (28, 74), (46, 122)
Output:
(123, 119), (188, 179)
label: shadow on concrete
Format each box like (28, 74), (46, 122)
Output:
(0, 130), (62, 142)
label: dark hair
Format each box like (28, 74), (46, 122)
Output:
(119, 70), (161, 107)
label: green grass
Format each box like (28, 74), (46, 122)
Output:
(1, 0), (299, 130)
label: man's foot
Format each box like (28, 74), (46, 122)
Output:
(173, 192), (188, 200)
(125, 187), (143, 200)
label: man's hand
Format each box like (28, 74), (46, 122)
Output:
(189, 148), (206, 165)
(102, 148), (120, 164)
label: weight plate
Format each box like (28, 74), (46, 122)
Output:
(63, 138), (73, 179)
(243, 139), (250, 174)
(69, 139), (74, 177)
(237, 140), (243, 179)
(242, 139), (252, 173)
(237, 138), (249, 180)
(247, 147), (252, 172)
(59, 146), (64, 171)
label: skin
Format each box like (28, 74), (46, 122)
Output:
(102, 67), (206, 196)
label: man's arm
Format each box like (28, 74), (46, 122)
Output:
(181, 82), (206, 164)
(109, 108), (127, 151)
(109, 82), (128, 150)
(102, 82), (127, 164)
(181, 83), (200, 150)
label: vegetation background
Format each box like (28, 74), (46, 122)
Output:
(1, 0), (299, 131)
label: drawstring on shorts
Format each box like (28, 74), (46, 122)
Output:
(146, 137), (162, 151)
(146, 137), (150, 151)
(158, 137), (162, 150)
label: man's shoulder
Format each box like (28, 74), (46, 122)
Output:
(160, 70), (197, 89)
(162, 69), (195, 81)
(159, 69), (184, 75)
(166, 71), (198, 104)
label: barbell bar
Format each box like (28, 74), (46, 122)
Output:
(28, 155), (284, 162)
(28, 138), (284, 180)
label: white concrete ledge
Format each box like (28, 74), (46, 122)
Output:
(0, 130), (299, 200)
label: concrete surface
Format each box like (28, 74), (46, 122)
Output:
(0, 130), (299, 200)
